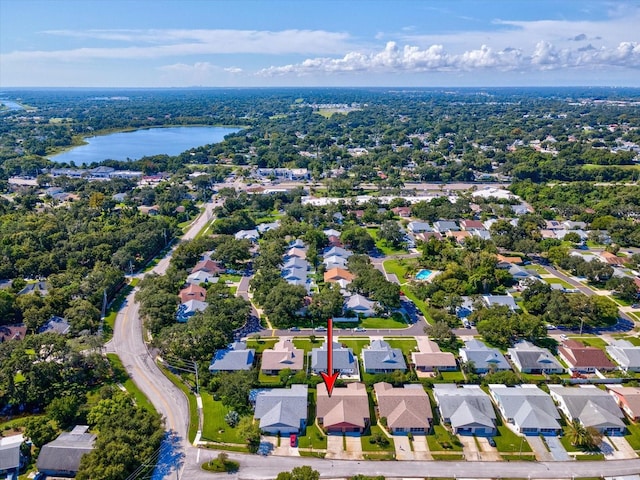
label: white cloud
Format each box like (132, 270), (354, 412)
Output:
(257, 40), (640, 77)
(1, 29), (352, 61)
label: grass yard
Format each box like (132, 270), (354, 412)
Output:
(427, 425), (463, 452)
(338, 337), (370, 355)
(526, 264), (549, 274)
(383, 259), (411, 283)
(258, 372), (283, 384)
(367, 228), (408, 256)
(494, 426), (532, 453)
(402, 286), (431, 320)
(545, 277), (574, 289)
(298, 388), (327, 450)
(384, 338), (418, 355)
(360, 316), (408, 329)
(430, 453), (465, 460)
(502, 454), (537, 461)
(293, 338), (322, 354)
(438, 371), (466, 382)
(625, 422), (640, 450)
(158, 363), (199, 443)
(617, 336), (640, 346)
(200, 393), (247, 446)
(245, 338), (278, 353)
(219, 273), (243, 283)
(106, 354), (156, 414)
(573, 337), (609, 348)
(361, 425), (395, 452)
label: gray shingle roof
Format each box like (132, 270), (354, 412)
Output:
(0, 435), (23, 471)
(254, 385), (308, 431)
(209, 342), (255, 372)
(549, 385), (625, 430)
(459, 340), (510, 372)
(508, 341), (564, 373)
(311, 342), (356, 372)
(607, 340), (640, 370)
(490, 385), (561, 431)
(433, 385), (496, 430)
(362, 340), (407, 372)
(37, 428), (95, 474)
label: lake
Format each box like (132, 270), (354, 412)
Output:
(49, 126), (240, 164)
(0, 100), (26, 111)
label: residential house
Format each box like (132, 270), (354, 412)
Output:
(606, 386), (640, 421)
(507, 341), (564, 374)
(324, 267), (355, 284)
(311, 341), (358, 377)
(0, 324), (26, 342)
(362, 340), (407, 373)
(459, 219), (486, 231)
(176, 299), (209, 322)
(374, 382), (433, 435)
(327, 235), (343, 248)
(0, 434), (24, 477)
(344, 293), (377, 317)
(323, 255), (348, 270)
(433, 384), (497, 436)
(482, 294), (518, 311)
(563, 221), (588, 230)
(285, 247), (307, 260)
(508, 265), (539, 282)
(39, 316), (71, 335)
(545, 220), (563, 230)
(445, 230), (471, 244)
(316, 382), (370, 434)
(37, 426), (96, 477)
(496, 254), (524, 266)
(179, 284), (207, 303)
(411, 337), (457, 373)
(606, 340), (640, 372)
(186, 270), (218, 286)
(511, 204), (530, 215)
(235, 229), (260, 242)
(289, 239), (306, 249)
(283, 257), (309, 271)
(261, 339), (304, 375)
(282, 267), (308, 283)
(459, 339), (510, 373)
(489, 385), (562, 436)
(323, 228), (341, 238)
(323, 246), (353, 259)
(600, 251), (627, 266)
(392, 206), (412, 218)
(407, 221), (432, 234)
(256, 221), (280, 234)
(548, 385), (625, 435)
(18, 280), (48, 296)
(414, 232), (443, 242)
(558, 339), (615, 373)
(209, 342), (255, 373)
(433, 221), (459, 233)
(192, 258), (225, 275)
(253, 384), (308, 435)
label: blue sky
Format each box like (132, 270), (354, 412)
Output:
(1, 0), (639, 87)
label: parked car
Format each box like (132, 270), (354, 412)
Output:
(488, 437), (496, 447)
(289, 326), (300, 332)
(353, 327), (366, 332)
(314, 326), (327, 332)
(290, 434), (298, 447)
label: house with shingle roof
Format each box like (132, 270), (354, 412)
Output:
(558, 339), (615, 373)
(176, 299), (209, 322)
(374, 382), (432, 435)
(317, 382), (370, 434)
(179, 284), (207, 303)
(411, 338), (457, 373)
(0, 434), (24, 477)
(433, 384), (497, 436)
(489, 384), (562, 436)
(606, 386), (640, 421)
(606, 340), (640, 372)
(37, 426), (96, 477)
(323, 246), (353, 259)
(344, 293), (377, 317)
(324, 267), (355, 284)
(191, 258), (225, 275)
(460, 219), (486, 231)
(261, 339), (304, 375)
(186, 270), (218, 286)
(549, 385), (625, 435)
(507, 341), (564, 374)
(362, 340), (407, 373)
(407, 221), (432, 234)
(311, 341), (358, 377)
(253, 384), (308, 435)
(209, 342), (255, 373)
(459, 339), (510, 373)
(482, 294), (518, 311)
(235, 229), (260, 242)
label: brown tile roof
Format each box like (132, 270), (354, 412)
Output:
(192, 259), (224, 274)
(324, 267), (355, 283)
(261, 339), (304, 372)
(374, 382), (432, 431)
(0, 324), (26, 342)
(460, 220), (485, 230)
(179, 284), (207, 303)
(412, 352), (458, 369)
(415, 232), (443, 242)
(559, 340), (615, 370)
(600, 251), (626, 266)
(446, 231), (471, 243)
(607, 386), (640, 419)
(496, 254), (524, 265)
(317, 383), (369, 429)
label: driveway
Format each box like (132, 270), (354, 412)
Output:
(527, 435), (555, 461)
(606, 436), (638, 460)
(394, 435), (414, 460)
(476, 436), (501, 461)
(459, 435), (481, 461)
(411, 435), (433, 460)
(344, 436), (363, 460)
(325, 435), (344, 459)
(545, 436), (571, 461)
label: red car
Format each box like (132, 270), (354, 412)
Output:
(290, 434), (297, 447)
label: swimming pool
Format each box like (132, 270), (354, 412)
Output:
(416, 269), (432, 280)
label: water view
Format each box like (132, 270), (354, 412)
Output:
(49, 126), (240, 164)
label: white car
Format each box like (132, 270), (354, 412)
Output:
(353, 327), (366, 332)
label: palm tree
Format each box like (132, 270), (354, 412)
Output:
(566, 419), (602, 449)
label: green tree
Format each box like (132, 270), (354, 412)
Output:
(276, 466), (321, 480)
(378, 220), (405, 248)
(566, 419), (603, 449)
(237, 416), (261, 453)
(308, 285), (344, 322)
(24, 417), (58, 448)
(47, 395), (83, 429)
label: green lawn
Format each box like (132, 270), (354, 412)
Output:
(246, 338), (278, 353)
(402, 287), (431, 321)
(258, 372), (283, 384)
(360, 316), (408, 329)
(439, 371), (466, 382)
(367, 228), (408, 256)
(384, 338), (418, 356)
(338, 338), (370, 355)
(617, 336), (640, 346)
(525, 265), (548, 274)
(361, 425), (395, 452)
(573, 337), (609, 348)
(625, 422), (640, 450)
(430, 453), (465, 460)
(106, 354), (156, 414)
(493, 426), (532, 453)
(298, 388), (327, 450)
(293, 338), (322, 354)
(383, 259), (411, 283)
(426, 425), (463, 452)
(545, 277), (574, 289)
(200, 393), (248, 446)
(219, 273), (243, 283)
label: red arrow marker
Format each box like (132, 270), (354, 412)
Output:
(320, 318), (339, 397)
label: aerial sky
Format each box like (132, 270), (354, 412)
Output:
(1, 0), (639, 88)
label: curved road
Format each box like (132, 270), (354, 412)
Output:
(107, 199), (640, 479)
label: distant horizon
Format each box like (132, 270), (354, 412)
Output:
(2, 0), (639, 88)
